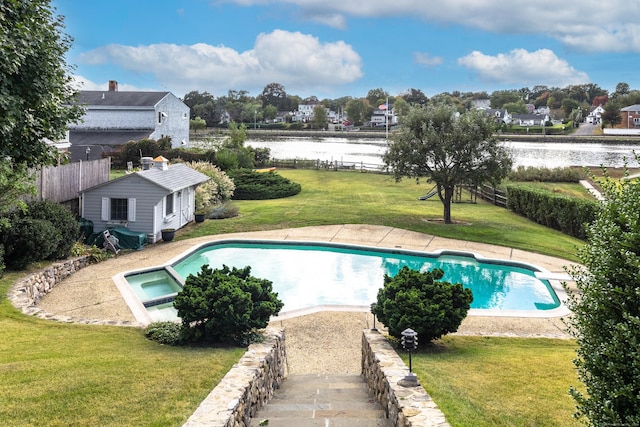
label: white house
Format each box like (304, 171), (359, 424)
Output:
(80, 156), (209, 243)
(511, 113), (550, 126)
(68, 81), (190, 162)
(586, 105), (604, 124)
(484, 109), (512, 125)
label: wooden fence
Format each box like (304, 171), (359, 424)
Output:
(34, 158), (111, 203)
(475, 184), (508, 208)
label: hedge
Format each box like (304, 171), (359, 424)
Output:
(506, 184), (599, 240)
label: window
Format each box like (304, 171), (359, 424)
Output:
(165, 193), (174, 216)
(101, 197), (136, 222)
(111, 198), (128, 221)
(158, 111), (167, 124)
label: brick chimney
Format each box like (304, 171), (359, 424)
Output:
(108, 80), (118, 91)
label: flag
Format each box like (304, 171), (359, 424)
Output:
(379, 103), (387, 110)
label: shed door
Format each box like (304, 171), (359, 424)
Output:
(179, 188), (191, 226)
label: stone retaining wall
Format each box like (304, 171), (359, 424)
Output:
(183, 327), (286, 427)
(7, 256), (136, 326)
(362, 330), (451, 427)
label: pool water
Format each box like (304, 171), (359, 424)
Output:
(122, 241), (562, 322)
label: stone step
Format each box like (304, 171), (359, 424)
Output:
(249, 374), (391, 427)
(249, 418), (390, 427)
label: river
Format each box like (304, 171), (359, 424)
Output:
(196, 136), (640, 169)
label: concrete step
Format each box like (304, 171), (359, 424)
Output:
(248, 374), (390, 427)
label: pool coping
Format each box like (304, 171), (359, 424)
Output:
(112, 238), (573, 326)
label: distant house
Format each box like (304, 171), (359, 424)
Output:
(369, 104), (398, 127)
(80, 156), (209, 243)
(586, 105), (604, 124)
(484, 109), (512, 125)
(621, 104), (640, 129)
(68, 80), (190, 162)
(511, 113), (549, 126)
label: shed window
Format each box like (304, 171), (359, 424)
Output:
(165, 193), (174, 216)
(111, 198), (128, 221)
(101, 197), (136, 222)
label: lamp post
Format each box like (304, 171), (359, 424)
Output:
(398, 328), (419, 387)
(370, 303), (378, 331)
(254, 110), (257, 130)
(85, 147), (91, 161)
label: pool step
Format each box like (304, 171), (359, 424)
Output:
(248, 374), (390, 427)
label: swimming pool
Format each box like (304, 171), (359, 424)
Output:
(116, 240), (567, 324)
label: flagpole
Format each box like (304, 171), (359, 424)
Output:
(385, 96), (389, 140)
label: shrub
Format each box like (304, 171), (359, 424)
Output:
(173, 265), (284, 344)
(2, 218), (61, 269)
(508, 166), (587, 182)
(207, 202), (239, 219)
(229, 169), (301, 200)
(187, 161), (235, 213)
(0, 244), (4, 278)
(506, 184), (598, 239)
(565, 165), (640, 425)
(373, 266), (473, 344)
(26, 200), (81, 259)
(144, 321), (183, 346)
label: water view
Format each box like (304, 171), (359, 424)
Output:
(208, 136), (640, 169)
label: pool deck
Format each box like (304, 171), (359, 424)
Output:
(37, 224), (579, 338)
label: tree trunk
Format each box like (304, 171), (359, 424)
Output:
(443, 186), (454, 224)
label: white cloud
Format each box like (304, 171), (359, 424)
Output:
(77, 30), (362, 96)
(413, 52), (443, 67)
(217, 0), (640, 52)
(457, 48), (590, 87)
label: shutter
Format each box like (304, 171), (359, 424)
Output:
(101, 198), (109, 221)
(128, 198), (136, 222)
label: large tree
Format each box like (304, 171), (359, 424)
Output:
(0, 0), (82, 167)
(260, 82), (290, 111)
(384, 105), (512, 224)
(565, 163), (640, 426)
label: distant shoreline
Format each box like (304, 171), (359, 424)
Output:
(190, 128), (640, 144)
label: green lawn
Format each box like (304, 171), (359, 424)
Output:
(181, 169), (584, 261)
(403, 337), (581, 427)
(1, 168), (586, 425)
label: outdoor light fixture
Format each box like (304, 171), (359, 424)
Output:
(370, 302), (378, 331)
(85, 147), (91, 161)
(398, 327), (420, 387)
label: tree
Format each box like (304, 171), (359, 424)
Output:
(366, 88), (389, 107)
(174, 265), (283, 344)
(489, 90), (521, 109)
(0, 0), (83, 167)
(503, 100), (528, 114)
(345, 98), (366, 125)
(401, 88), (428, 106)
(310, 104), (328, 129)
(384, 105), (512, 224)
(565, 162), (640, 426)
(373, 266), (473, 343)
(260, 82), (290, 111)
(601, 101), (622, 128)
(189, 116), (206, 133)
(615, 82), (630, 96)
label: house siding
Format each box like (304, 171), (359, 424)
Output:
(83, 175), (168, 237)
(150, 93), (190, 147)
(73, 109), (156, 130)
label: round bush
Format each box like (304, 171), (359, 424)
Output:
(373, 266), (473, 344)
(3, 218), (61, 269)
(229, 169), (301, 200)
(144, 321), (183, 346)
(26, 200), (81, 259)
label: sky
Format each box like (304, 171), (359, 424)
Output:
(51, 0), (640, 101)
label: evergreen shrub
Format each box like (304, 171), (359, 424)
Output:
(173, 265), (283, 344)
(229, 169), (301, 200)
(373, 266), (473, 344)
(506, 185), (598, 239)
